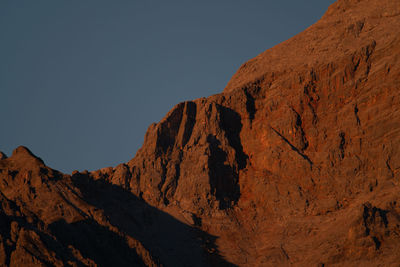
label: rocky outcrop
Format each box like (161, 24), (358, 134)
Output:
(1, 0), (400, 265)
(0, 146), (228, 266)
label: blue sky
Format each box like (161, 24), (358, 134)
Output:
(0, 0), (335, 173)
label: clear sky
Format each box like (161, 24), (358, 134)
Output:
(1, 0), (335, 173)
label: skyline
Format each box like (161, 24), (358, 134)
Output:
(1, 1), (335, 172)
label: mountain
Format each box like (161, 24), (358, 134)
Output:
(1, 0), (400, 266)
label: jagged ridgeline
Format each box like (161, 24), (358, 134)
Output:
(1, 0), (400, 266)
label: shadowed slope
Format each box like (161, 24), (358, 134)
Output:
(0, 147), (235, 266)
(1, 0), (400, 266)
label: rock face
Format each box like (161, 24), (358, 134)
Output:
(1, 0), (400, 265)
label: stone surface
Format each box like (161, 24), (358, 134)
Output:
(1, 0), (400, 265)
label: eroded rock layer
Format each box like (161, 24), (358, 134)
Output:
(1, 0), (400, 266)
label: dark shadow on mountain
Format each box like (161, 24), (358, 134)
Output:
(70, 174), (237, 267)
(207, 104), (247, 209)
(207, 134), (241, 209)
(218, 105), (248, 170)
(49, 219), (145, 267)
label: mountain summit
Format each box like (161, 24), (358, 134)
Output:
(1, 0), (400, 266)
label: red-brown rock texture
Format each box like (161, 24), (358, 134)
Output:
(1, 0), (400, 266)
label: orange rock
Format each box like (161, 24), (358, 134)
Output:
(1, 0), (400, 265)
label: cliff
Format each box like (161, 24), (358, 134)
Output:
(1, 0), (399, 266)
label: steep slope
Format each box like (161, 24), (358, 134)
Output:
(1, 0), (400, 266)
(0, 147), (229, 266)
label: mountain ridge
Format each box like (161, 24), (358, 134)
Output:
(1, 0), (400, 265)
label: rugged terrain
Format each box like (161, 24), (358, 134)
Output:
(1, 0), (400, 266)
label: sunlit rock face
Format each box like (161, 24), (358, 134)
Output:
(1, 0), (400, 265)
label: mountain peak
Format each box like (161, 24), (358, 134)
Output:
(10, 146), (45, 166)
(224, 0), (400, 93)
(12, 146), (34, 156)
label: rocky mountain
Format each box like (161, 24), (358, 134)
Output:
(1, 0), (400, 266)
